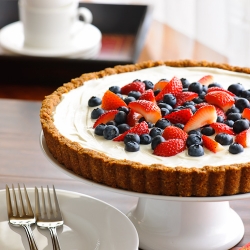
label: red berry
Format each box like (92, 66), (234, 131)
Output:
(202, 135), (224, 153)
(93, 110), (119, 128)
(207, 86), (235, 96)
(210, 122), (235, 135)
(174, 91), (198, 107)
(163, 108), (193, 124)
(121, 80), (145, 95)
(242, 108), (250, 121)
(235, 129), (250, 148)
(197, 75), (214, 85)
(101, 90), (127, 110)
(139, 89), (156, 102)
(162, 126), (188, 141)
(153, 79), (169, 91)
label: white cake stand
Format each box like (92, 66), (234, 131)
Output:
(40, 133), (249, 250)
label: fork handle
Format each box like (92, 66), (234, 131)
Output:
(49, 227), (61, 250)
(22, 224), (39, 250)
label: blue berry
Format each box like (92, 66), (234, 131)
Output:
(215, 133), (233, 145)
(125, 141), (140, 152)
(124, 133), (140, 144)
(103, 125), (119, 140)
(117, 123), (130, 133)
(140, 134), (152, 144)
(88, 96), (102, 107)
(109, 85), (121, 94)
(235, 98), (250, 112)
(228, 83), (244, 96)
(186, 134), (203, 147)
(226, 106), (240, 115)
(151, 135), (165, 150)
(216, 116), (224, 123)
(91, 108), (104, 119)
(158, 102), (173, 110)
(114, 111), (127, 125)
(149, 127), (163, 138)
(180, 78), (190, 88)
(188, 82), (203, 94)
(201, 126), (215, 136)
(128, 91), (141, 100)
(154, 89), (161, 96)
(227, 112), (241, 121)
(174, 123), (184, 129)
(117, 106), (130, 114)
(124, 96), (136, 105)
(163, 94), (176, 107)
(188, 144), (204, 157)
(106, 120), (116, 126)
(233, 119), (250, 133)
(161, 108), (170, 116)
(224, 120), (234, 127)
(188, 130), (201, 136)
(208, 82), (222, 88)
(155, 118), (171, 129)
(241, 90), (250, 100)
(143, 80), (154, 90)
(229, 143), (244, 154)
(94, 124), (107, 136)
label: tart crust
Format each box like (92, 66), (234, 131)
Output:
(40, 60), (250, 197)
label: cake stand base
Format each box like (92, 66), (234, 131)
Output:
(127, 198), (244, 250)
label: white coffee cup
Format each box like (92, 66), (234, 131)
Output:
(18, 0), (93, 49)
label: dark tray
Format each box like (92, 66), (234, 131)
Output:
(0, 1), (152, 86)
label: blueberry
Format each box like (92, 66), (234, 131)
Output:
(193, 96), (205, 104)
(180, 78), (190, 88)
(151, 135), (165, 150)
(149, 127), (163, 138)
(91, 108), (105, 119)
(226, 106), (240, 115)
(233, 119), (250, 133)
(161, 108), (170, 116)
(117, 106), (130, 114)
(174, 123), (185, 129)
(227, 112), (241, 121)
(216, 116), (224, 123)
(128, 91), (141, 100)
(241, 90), (250, 100)
(109, 85), (121, 94)
(188, 130), (201, 136)
(224, 120), (234, 127)
(228, 83), (244, 96)
(125, 141), (140, 152)
(116, 93), (124, 99)
(88, 96), (102, 107)
(143, 80), (154, 90)
(158, 102), (173, 110)
(114, 111), (127, 125)
(106, 120), (116, 126)
(124, 133), (140, 144)
(154, 89), (161, 96)
(235, 98), (250, 112)
(208, 82), (222, 88)
(124, 96), (136, 105)
(188, 82), (203, 94)
(103, 125), (119, 140)
(155, 118), (171, 129)
(117, 123), (130, 134)
(94, 123), (107, 136)
(163, 94), (176, 107)
(140, 134), (152, 145)
(201, 126), (215, 136)
(229, 143), (244, 154)
(185, 105), (196, 114)
(186, 134), (203, 147)
(188, 144), (204, 157)
(183, 101), (195, 106)
(215, 133), (233, 145)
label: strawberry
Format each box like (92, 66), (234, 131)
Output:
(174, 91), (198, 107)
(139, 89), (156, 102)
(207, 86), (235, 96)
(153, 139), (186, 157)
(93, 110), (119, 128)
(128, 100), (162, 124)
(126, 109), (139, 127)
(240, 242), (250, 250)
(184, 105), (217, 132)
(155, 76), (183, 101)
(113, 121), (149, 141)
(205, 91), (235, 112)
(242, 108), (250, 121)
(210, 122), (235, 135)
(202, 135), (224, 153)
(162, 126), (188, 141)
(198, 75), (214, 85)
(101, 90), (127, 110)
(195, 103), (226, 119)
(235, 129), (250, 148)
(163, 108), (193, 124)
(153, 79), (169, 91)
(121, 80), (145, 95)
(195, 102), (209, 109)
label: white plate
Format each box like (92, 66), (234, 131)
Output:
(0, 188), (139, 250)
(40, 132), (250, 202)
(0, 21), (102, 58)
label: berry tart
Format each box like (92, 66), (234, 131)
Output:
(40, 60), (250, 197)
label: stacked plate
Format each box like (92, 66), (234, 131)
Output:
(0, 21), (102, 58)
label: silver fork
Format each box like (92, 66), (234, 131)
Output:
(6, 184), (38, 250)
(35, 185), (64, 250)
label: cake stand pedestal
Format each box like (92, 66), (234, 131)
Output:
(41, 133), (249, 250)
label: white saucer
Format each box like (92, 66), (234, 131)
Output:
(0, 21), (102, 58)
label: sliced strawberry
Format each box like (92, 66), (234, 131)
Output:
(155, 76), (183, 101)
(205, 91), (235, 112)
(198, 75), (214, 85)
(195, 103), (226, 119)
(153, 79), (169, 91)
(235, 129), (250, 148)
(139, 89), (156, 102)
(113, 121), (149, 141)
(163, 108), (193, 124)
(126, 109), (139, 127)
(210, 122), (235, 135)
(93, 110), (119, 128)
(128, 100), (162, 124)
(207, 87), (235, 96)
(242, 108), (250, 121)
(120, 80), (145, 95)
(162, 126), (188, 141)
(174, 91), (198, 107)
(195, 102), (209, 109)
(153, 139), (186, 157)
(202, 135), (224, 153)
(184, 105), (217, 132)
(101, 90), (127, 110)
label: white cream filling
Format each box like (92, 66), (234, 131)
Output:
(53, 65), (250, 168)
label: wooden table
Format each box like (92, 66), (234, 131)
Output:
(0, 98), (249, 249)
